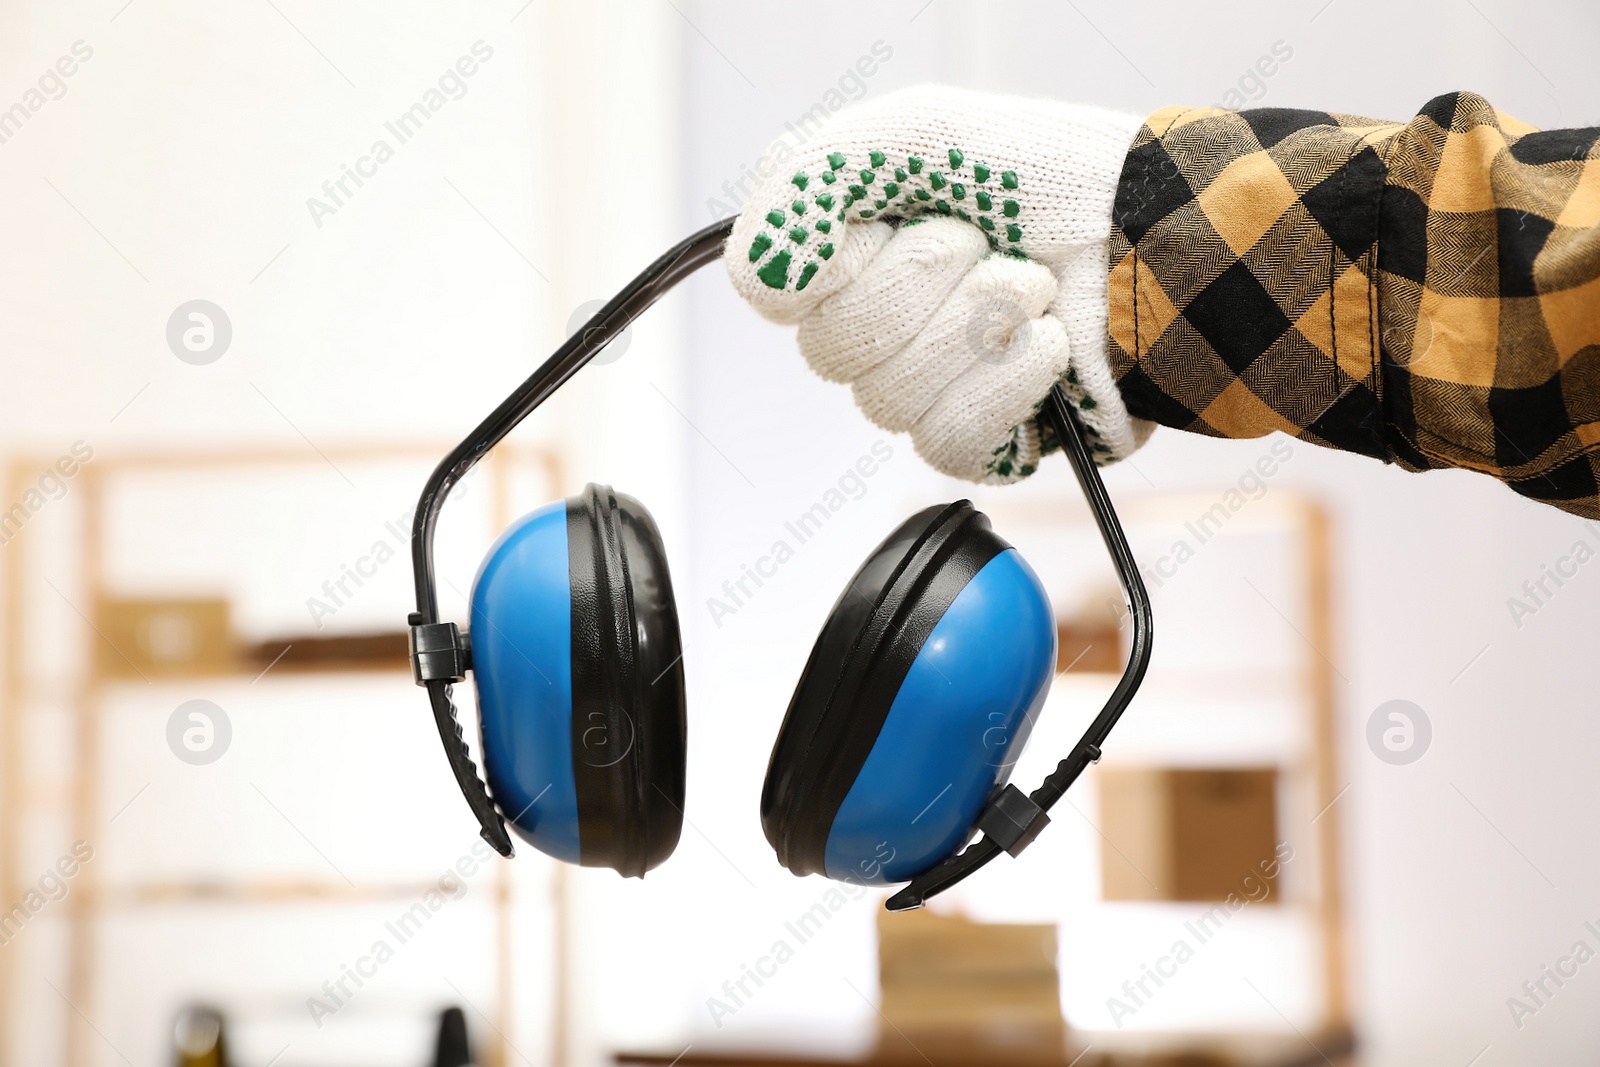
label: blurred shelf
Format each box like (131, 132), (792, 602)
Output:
(1063, 1025), (1356, 1067)
(90, 630), (410, 685)
(1053, 665), (1311, 694)
(616, 1024), (1355, 1067)
(239, 631), (409, 675)
(87, 877), (509, 908)
(614, 1048), (1067, 1067)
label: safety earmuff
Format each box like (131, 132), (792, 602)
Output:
(407, 218), (1152, 911)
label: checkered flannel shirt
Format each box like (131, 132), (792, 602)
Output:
(1106, 92), (1600, 517)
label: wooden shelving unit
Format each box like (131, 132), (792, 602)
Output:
(1116, 492), (1348, 1040)
(0, 442), (564, 1067)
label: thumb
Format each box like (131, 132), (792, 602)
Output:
(725, 153), (894, 324)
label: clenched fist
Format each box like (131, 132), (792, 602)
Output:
(726, 85), (1153, 482)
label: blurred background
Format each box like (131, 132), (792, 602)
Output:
(1, 0), (1597, 1065)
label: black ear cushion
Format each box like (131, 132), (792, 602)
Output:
(566, 484), (686, 877)
(760, 501), (1008, 876)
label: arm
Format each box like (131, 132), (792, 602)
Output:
(1109, 92), (1600, 516)
(727, 89), (1600, 517)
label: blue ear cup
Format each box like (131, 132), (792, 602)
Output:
(471, 483), (686, 877)
(761, 501), (1057, 886)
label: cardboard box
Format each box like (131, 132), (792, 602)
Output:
(1057, 619), (1123, 674)
(94, 597), (233, 678)
(1098, 768), (1279, 903)
(876, 910), (1067, 1064)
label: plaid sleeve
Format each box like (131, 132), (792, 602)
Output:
(1106, 93), (1600, 518)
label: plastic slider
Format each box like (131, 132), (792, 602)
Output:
(976, 784), (1051, 858)
(408, 617), (470, 686)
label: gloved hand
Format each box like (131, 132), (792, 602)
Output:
(726, 85), (1153, 483)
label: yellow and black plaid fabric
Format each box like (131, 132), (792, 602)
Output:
(1106, 92), (1600, 517)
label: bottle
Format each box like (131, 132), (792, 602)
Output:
(432, 1005), (474, 1067)
(172, 1004), (227, 1067)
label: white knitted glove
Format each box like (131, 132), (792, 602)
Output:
(727, 85), (1154, 482)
